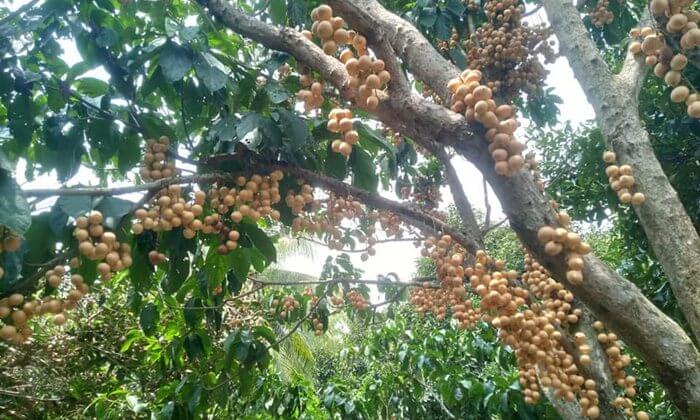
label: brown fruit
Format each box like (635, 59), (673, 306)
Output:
(53, 313), (67, 325)
(670, 86), (690, 103)
(688, 101), (700, 118)
(602, 151), (616, 163)
(317, 5), (332, 21)
(670, 54), (688, 71)
(649, 0), (668, 15)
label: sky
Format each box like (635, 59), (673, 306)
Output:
(6, 1), (596, 288)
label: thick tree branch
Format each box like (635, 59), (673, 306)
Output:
(616, 9), (651, 97)
(198, 0), (352, 98)
(329, 0), (459, 101)
(543, 0), (700, 347)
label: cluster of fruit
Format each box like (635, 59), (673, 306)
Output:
(536, 211), (592, 286)
(346, 289), (369, 310)
(588, 0), (614, 27)
(273, 295), (300, 320)
(448, 69), (527, 176)
(297, 74), (325, 112)
(0, 270), (91, 344)
(602, 151), (646, 206)
(133, 172), (285, 255)
(628, 11), (700, 118)
(464, 0), (554, 96)
(327, 108), (359, 157)
(139, 136), (178, 181)
(75, 211), (133, 281)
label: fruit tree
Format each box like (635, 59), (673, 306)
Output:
(0, 0), (699, 418)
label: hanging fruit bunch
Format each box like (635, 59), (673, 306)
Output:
(602, 151), (646, 206)
(588, 0), (615, 27)
(464, 0), (555, 96)
(300, 4), (390, 158)
(448, 69), (527, 176)
(74, 211), (133, 281)
(627, 3), (700, 118)
(140, 136), (179, 181)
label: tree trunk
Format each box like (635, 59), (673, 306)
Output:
(542, 0), (700, 345)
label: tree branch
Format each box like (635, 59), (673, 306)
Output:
(198, 0), (353, 98)
(616, 8), (651, 98)
(251, 277), (437, 288)
(329, 0), (460, 101)
(267, 293), (326, 350)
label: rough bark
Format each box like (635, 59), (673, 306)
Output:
(197, 0), (700, 417)
(542, 0), (700, 344)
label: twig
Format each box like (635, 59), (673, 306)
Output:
(22, 173), (235, 198)
(299, 235), (422, 253)
(0, 388), (63, 403)
(483, 176), (491, 231)
(267, 293), (326, 349)
(482, 218), (508, 235)
(250, 276), (436, 288)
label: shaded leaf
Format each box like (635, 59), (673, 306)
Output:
(0, 175), (31, 235)
(139, 303), (159, 336)
(159, 43), (192, 82)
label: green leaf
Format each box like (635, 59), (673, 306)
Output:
(277, 109), (308, 148)
(47, 80), (66, 112)
(324, 141), (348, 179)
(445, 0), (466, 16)
(356, 123), (394, 156)
(160, 401), (175, 420)
(117, 134), (142, 175)
(95, 28), (119, 48)
(253, 326), (278, 350)
(184, 332), (205, 360)
(227, 270), (243, 295)
(8, 92), (37, 148)
(95, 196), (133, 230)
(75, 77), (111, 97)
(449, 47), (468, 69)
(241, 222), (276, 263)
(270, 0), (286, 24)
(349, 147), (378, 192)
(0, 175), (31, 235)
(229, 248), (251, 282)
(419, 7), (438, 27)
(194, 52), (229, 92)
(237, 112), (262, 141)
(209, 116), (238, 143)
(183, 297), (204, 327)
(235, 330), (252, 362)
(139, 303), (159, 336)
(223, 332), (237, 370)
(57, 195), (98, 219)
(159, 43), (192, 82)
(265, 80), (290, 104)
(434, 12), (452, 40)
(162, 229), (194, 294)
